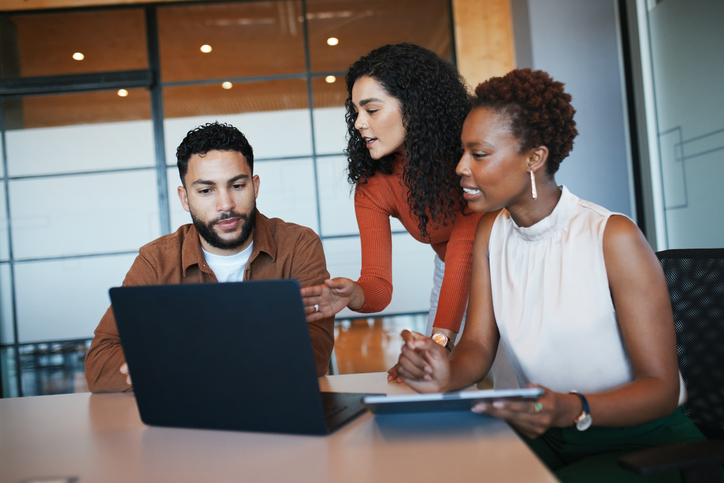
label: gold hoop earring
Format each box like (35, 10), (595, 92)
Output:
(530, 170), (538, 200)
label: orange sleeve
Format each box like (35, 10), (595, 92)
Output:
(353, 183), (394, 313)
(432, 210), (485, 332)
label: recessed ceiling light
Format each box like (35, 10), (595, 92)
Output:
(325, 75), (336, 84)
(200, 44), (213, 53)
(117, 89), (129, 97)
(327, 37), (339, 46)
(72, 52), (84, 61)
(222, 82), (233, 90)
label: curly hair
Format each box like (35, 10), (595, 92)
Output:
(176, 122), (255, 185)
(472, 68), (578, 176)
(345, 43), (471, 238)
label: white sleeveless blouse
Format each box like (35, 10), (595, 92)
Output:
(489, 186), (633, 394)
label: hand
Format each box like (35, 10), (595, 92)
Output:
(386, 363), (403, 383)
(120, 363), (132, 386)
(301, 278), (362, 322)
(395, 330), (451, 393)
(471, 383), (560, 439)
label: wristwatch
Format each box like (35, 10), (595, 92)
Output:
(431, 332), (455, 353)
(570, 391), (592, 431)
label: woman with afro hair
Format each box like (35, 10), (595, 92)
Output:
(395, 69), (705, 482)
(302, 43), (494, 376)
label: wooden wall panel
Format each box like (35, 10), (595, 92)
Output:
(452, 0), (516, 90)
(1, 0), (187, 10)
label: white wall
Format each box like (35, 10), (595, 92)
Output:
(514, 0), (634, 217)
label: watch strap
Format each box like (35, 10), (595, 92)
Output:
(570, 391), (592, 431)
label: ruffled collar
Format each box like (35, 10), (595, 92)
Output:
(508, 186), (577, 242)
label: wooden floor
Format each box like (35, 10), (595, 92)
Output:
(333, 315), (494, 390)
(333, 315), (427, 374)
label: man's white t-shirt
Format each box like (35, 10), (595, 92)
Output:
(202, 242), (253, 282)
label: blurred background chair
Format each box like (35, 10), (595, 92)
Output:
(619, 248), (724, 482)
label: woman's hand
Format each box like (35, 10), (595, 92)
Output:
(300, 277), (364, 322)
(386, 363), (401, 382)
(395, 330), (451, 393)
(471, 384), (579, 439)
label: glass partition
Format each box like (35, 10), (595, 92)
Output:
(10, 171), (160, 260)
(0, 0), (456, 397)
(306, 0), (454, 72)
(646, 0), (724, 248)
(6, 89), (153, 177)
(14, 254), (136, 343)
(1, 9), (147, 79)
(157, 1), (306, 82)
(163, 79), (313, 161)
(312, 75), (347, 156)
(0, 264), (13, 345)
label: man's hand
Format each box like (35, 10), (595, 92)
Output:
(300, 277), (363, 322)
(120, 363), (132, 386)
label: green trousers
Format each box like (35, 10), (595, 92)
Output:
(520, 408), (711, 483)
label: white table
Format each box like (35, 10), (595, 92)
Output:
(0, 373), (558, 482)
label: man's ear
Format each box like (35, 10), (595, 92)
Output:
(528, 146), (549, 174)
(252, 174), (260, 200)
(178, 185), (190, 212)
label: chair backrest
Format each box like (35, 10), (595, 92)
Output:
(657, 248), (724, 440)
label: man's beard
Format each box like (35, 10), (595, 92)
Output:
(191, 203), (256, 251)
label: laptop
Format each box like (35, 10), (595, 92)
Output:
(109, 279), (369, 436)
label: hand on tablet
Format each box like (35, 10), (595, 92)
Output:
(395, 330), (451, 393)
(471, 383), (559, 439)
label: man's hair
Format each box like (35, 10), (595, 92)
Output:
(471, 68), (578, 177)
(176, 122), (254, 184)
(344, 42), (471, 238)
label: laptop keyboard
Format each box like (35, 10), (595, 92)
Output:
(321, 392), (348, 420)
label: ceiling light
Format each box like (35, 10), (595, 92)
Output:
(325, 76), (336, 84)
(327, 37), (339, 46)
(200, 44), (212, 53)
(72, 52), (84, 61)
(117, 89), (129, 97)
(222, 82), (233, 90)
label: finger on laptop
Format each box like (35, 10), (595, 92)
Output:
(120, 362), (132, 385)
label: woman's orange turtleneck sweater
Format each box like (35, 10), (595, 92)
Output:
(353, 160), (483, 332)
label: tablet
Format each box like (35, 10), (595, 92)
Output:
(363, 387), (543, 414)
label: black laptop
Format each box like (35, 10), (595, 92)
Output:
(110, 279), (368, 436)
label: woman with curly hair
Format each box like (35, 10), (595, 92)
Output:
(301, 43), (486, 370)
(395, 69), (705, 482)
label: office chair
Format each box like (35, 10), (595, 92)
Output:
(619, 248), (724, 483)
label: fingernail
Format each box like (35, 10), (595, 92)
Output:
(473, 403), (488, 412)
(493, 401), (505, 409)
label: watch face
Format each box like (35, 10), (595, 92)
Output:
(576, 414), (592, 431)
(431, 333), (448, 347)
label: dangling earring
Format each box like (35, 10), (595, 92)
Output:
(530, 170), (538, 200)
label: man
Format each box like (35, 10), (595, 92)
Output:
(85, 122), (334, 393)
